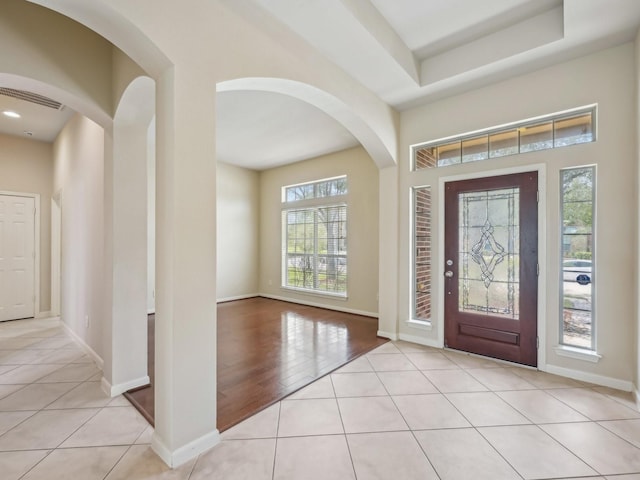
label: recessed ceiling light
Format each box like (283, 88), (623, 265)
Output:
(23, 131), (33, 136)
(3, 110), (21, 118)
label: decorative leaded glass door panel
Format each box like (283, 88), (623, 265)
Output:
(444, 172), (538, 366)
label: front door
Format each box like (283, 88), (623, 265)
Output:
(444, 172), (538, 366)
(0, 194), (36, 322)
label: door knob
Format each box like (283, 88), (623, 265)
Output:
(444, 271), (454, 278)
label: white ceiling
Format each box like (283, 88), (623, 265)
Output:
(370, 0), (560, 55)
(251, 0), (640, 109)
(0, 92), (74, 143)
(3, 0), (640, 169)
(216, 91), (359, 170)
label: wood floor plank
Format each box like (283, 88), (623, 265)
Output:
(124, 297), (387, 432)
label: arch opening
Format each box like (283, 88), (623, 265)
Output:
(217, 77), (396, 169)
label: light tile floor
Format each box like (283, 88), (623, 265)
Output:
(1, 318), (639, 479)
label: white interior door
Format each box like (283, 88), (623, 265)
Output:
(0, 195), (35, 322)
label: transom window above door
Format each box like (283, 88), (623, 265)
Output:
(411, 106), (596, 170)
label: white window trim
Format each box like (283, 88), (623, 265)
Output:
(405, 319), (432, 331)
(284, 194), (348, 210)
(411, 104), (597, 171)
(554, 345), (601, 363)
(281, 177), (348, 298)
(410, 185), (432, 327)
(281, 285), (348, 300)
(559, 165), (597, 353)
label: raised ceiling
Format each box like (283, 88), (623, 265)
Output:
(251, 0), (640, 108)
(3, 0), (640, 169)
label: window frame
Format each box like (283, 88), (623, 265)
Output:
(559, 165), (597, 353)
(411, 185), (432, 325)
(281, 176), (348, 298)
(411, 105), (597, 171)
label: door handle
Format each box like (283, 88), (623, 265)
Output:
(444, 270), (454, 278)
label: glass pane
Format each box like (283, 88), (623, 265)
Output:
(489, 129), (518, 158)
(555, 113), (593, 147)
(414, 147), (437, 170)
(413, 187), (431, 321)
(437, 141), (461, 167)
(520, 122), (553, 153)
(414, 108), (594, 170)
(561, 167), (594, 349)
(459, 188), (520, 319)
(286, 184), (314, 202)
(316, 178), (348, 198)
(462, 135), (488, 163)
(317, 206), (347, 293)
(285, 176), (347, 202)
(283, 179), (348, 295)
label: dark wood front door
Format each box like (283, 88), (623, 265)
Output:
(444, 172), (538, 367)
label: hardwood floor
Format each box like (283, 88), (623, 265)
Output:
(124, 297), (387, 432)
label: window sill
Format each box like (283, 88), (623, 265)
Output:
(554, 345), (601, 363)
(281, 286), (347, 301)
(405, 319), (432, 331)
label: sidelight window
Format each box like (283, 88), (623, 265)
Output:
(412, 186), (432, 322)
(560, 166), (595, 350)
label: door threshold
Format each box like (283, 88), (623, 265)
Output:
(443, 347), (537, 371)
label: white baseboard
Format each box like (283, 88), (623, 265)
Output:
(152, 429), (220, 468)
(151, 290), (260, 312)
(398, 332), (441, 349)
(35, 311), (53, 319)
(101, 375), (150, 398)
(377, 330), (398, 341)
(260, 293), (377, 318)
(634, 384), (640, 411)
(61, 322), (104, 370)
(217, 293), (260, 303)
(545, 364), (634, 392)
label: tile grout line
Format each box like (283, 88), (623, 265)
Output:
(400, 344), (524, 479)
(4, 321), (640, 478)
(4, 321), (148, 480)
(375, 356), (446, 478)
(401, 345), (527, 479)
(269, 400), (283, 480)
(329, 373), (358, 480)
(16, 448), (56, 480)
(2, 324), (115, 475)
(99, 444), (133, 480)
(596, 419), (640, 451)
(9, 325), (79, 480)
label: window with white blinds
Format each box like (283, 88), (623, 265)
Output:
(282, 177), (348, 297)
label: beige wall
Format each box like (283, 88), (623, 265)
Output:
(259, 146), (379, 315)
(53, 114), (105, 359)
(0, 0), (114, 125)
(399, 43), (636, 388)
(5, 0), (396, 461)
(0, 133), (53, 313)
(147, 119), (156, 313)
(635, 31), (640, 401)
(7, 0), (638, 463)
(217, 162), (260, 301)
(112, 48), (148, 114)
